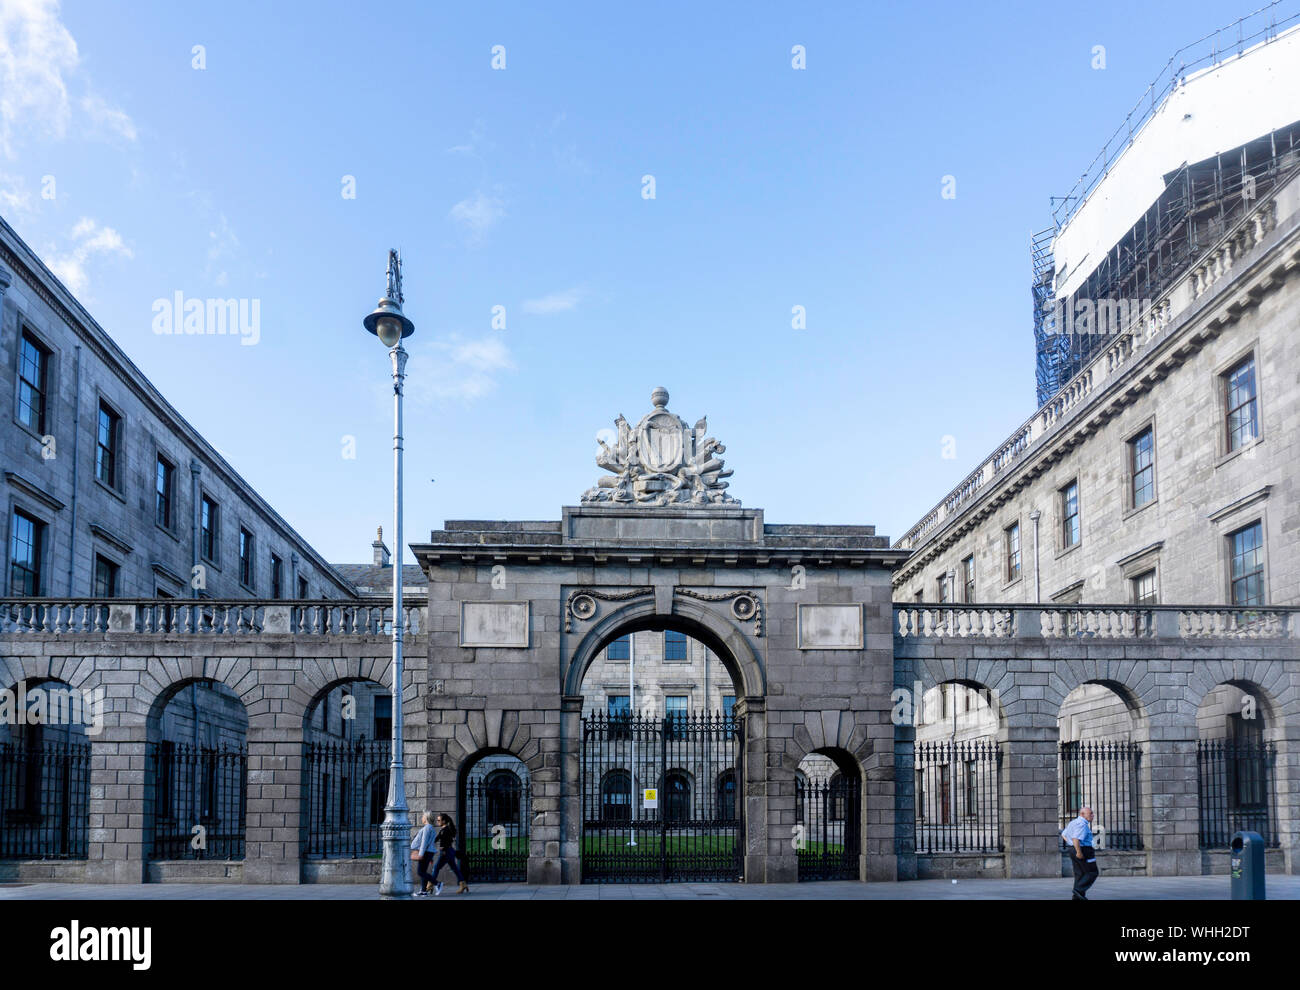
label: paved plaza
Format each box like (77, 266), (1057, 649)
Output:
(1, 875), (1297, 900)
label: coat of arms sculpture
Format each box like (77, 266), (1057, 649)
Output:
(581, 387), (738, 506)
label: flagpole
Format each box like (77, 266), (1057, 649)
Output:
(628, 630), (637, 846)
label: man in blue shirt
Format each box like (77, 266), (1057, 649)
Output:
(1062, 806), (1098, 900)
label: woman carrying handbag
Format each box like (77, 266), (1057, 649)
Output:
(410, 810), (438, 896)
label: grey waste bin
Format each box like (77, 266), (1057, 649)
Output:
(1229, 831), (1265, 900)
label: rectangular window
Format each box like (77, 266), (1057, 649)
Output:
(607, 695), (630, 718)
(373, 695), (392, 740)
(297, 575), (309, 599)
(95, 400), (121, 487)
(8, 509), (44, 595)
(1061, 479), (1080, 548)
(1130, 428), (1155, 508)
(1131, 569), (1157, 605)
(1223, 356), (1259, 453)
(937, 575), (949, 603)
(1229, 521), (1265, 607)
(962, 555), (975, 603)
(665, 695), (688, 738)
(721, 695), (736, 720)
(239, 528), (254, 589)
(93, 554), (118, 597)
(200, 496), (219, 562)
(271, 553), (284, 598)
(1005, 522), (1021, 583)
(17, 331), (49, 433)
(606, 635), (630, 661)
(913, 590), (923, 604)
(664, 630), (687, 661)
(155, 455), (174, 529)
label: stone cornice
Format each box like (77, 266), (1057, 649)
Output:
(414, 539), (903, 570)
(4, 471), (66, 512)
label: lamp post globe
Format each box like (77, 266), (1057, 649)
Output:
(364, 295), (415, 348)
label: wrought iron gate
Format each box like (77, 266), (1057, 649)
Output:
(581, 711), (744, 883)
(795, 773), (861, 880)
(463, 768), (531, 881)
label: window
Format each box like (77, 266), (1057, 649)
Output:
(239, 528), (254, 589)
(373, 694), (392, 740)
(937, 575), (949, 603)
(297, 576), (309, 599)
(664, 630), (687, 661)
(8, 509), (44, 595)
(721, 695), (736, 721)
(17, 331), (49, 433)
(663, 771), (690, 823)
(271, 553), (284, 599)
(1130, 428), (1155, 508)
(606, 635), (630, 661)
(1004, 523), (1021, 583)
(200, 496), (219, 562)
(665, 695), (688, 739)
(607, 695), (630, 718)
(717, 770), (737, 821)
(962, 555), (975, 603)
(601, 771), (631, 822)
(1223, 356), (1259, 453)
(485, 769), (522, 824)
(155, 456), (175, 529)
(1061, 480), (1080, 548)
(913, 590), (923, 604)
(93, 554), (118, 597)
(95, 400), (121, 487)
(1131, 569), (1157, 605)
(1228, 522), (1265, 606)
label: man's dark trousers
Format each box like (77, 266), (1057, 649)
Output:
(1071, 846), (1099, 899)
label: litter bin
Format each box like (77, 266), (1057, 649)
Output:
(1230, 831), (1265, 900)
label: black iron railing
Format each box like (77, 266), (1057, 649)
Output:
(1197, 740), (1278, 848)
(915, 739), (1003, 853)
(795, 774), (860, 880)
(0, 740), (90, 859)
(302, 739), (389, 859)
(463, 769), (531, 881)
(149, 741), (247, 860)
(1059, 740), (1143, 850)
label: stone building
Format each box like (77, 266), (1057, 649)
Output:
(0, 214), (352, 602)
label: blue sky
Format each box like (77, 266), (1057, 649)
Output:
(0, 0), (1270, 564)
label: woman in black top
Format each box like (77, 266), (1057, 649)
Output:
(432, 813), (468, 895)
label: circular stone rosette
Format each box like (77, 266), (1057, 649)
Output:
(570, 594), (597, 621)
(731, 594), (758, 621)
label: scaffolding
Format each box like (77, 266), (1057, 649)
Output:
(1034, 120), (1300, 406)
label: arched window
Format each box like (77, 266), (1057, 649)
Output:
(664, 771), (691, 823)
(485, 769), (522, 824)
(716, 770), (736, 821)
(601, 770), (631, 822)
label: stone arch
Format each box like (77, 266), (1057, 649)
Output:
(290, 658), (394, 728)
(909, 658), (1018, 727)
(1192, 677), (1284, 737)
(443, 716), (545, 776)
(564, 596), (765, 700)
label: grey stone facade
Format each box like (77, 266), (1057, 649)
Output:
(0, 215), (352, 602)
(893, 170), (1300, 611)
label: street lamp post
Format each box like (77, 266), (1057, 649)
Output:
(364, 249), (416, 899)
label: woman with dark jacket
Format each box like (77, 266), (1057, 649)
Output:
(431, 813), (469, 895)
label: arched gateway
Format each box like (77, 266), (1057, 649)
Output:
(410, 390), (903, 883)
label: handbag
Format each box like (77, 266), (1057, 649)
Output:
(410, 849), (421, 861)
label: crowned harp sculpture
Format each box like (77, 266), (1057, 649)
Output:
(582, 387), (738, 506)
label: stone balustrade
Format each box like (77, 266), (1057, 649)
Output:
(0, 598), (423, 636)
(895, 604), (1297, 640)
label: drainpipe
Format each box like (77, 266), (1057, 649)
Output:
(1028, 510), (1042, 602)
(67, 345), (82, 595)
(190, 460), (202, 598)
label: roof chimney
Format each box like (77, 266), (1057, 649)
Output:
(372, 525), (391, 567)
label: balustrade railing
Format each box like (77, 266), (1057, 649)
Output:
(0, 599), (423, 636)
(896, 605), (1294, 640)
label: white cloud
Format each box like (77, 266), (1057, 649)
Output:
(45, 216), (132, 294)
(404, 334), (515, 404)
(205, 213), (240, 286)
(447, 119), (487, 156)
(81, 92), (136, 142)
(0, 0), (134, 157)
(0, 170), (32, 217)
(522, 286), (586, 315)
(449, 191), (505, 243)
